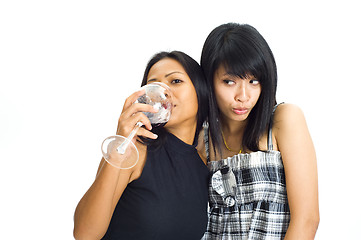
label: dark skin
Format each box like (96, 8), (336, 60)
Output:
(73, 58), (202, 240)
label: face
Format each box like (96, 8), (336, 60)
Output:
(213, 64), (261, 125)
(146, 58), (198, 129)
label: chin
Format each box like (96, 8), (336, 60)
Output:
(230, 114), (249, 122)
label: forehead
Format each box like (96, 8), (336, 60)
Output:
(214, 64), (254, 79)
(148, 58), (185, 77)
(213, 64), (257, 80)
(214, 64), (227, 75)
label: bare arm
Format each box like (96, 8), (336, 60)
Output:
(274, 104), (319, 239)
(73, 159), (132, 239)
(73, 90), (158, 239)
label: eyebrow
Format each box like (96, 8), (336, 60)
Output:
(147, 71), (185, 82)
(223, 72), (256, 79)
(165, 71), (185, 77)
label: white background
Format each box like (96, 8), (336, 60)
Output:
(1, 0), (360, 239)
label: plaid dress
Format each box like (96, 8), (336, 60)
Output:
(202, 104), (290, 240)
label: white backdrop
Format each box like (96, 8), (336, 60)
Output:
(1, 0), (360, 239)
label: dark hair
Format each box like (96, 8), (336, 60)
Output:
(201, 23), (277, 155)
(140, 51), (208, 147)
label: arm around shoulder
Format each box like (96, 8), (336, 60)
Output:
(196, 128), (208, 165)
(273, 104), (320, 239)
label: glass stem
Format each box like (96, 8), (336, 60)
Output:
(117, 122), (143, 154)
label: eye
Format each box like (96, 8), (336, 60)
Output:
(223, 79), (235, 85)
(171, 79), (183, 84)
(146, 79), (156, 84)
(250, 79), (260, 85)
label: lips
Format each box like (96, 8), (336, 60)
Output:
(232, 107), (248, 115)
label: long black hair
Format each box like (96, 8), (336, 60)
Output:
(140, 51), (208, 147)
(201, 23), (277, 155)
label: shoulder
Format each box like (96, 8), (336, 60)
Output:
(196, 128), (208, 164)
(273, 103), (306, 130)
(273, 103), (311, 150)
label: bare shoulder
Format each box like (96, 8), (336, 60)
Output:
(196, 128), (208, 165)
(273, 103), (307, 130)
(197, 128), (205, 148)
(273, 103), (314, 153)
(274, 103), (304, 119)
(273, 104), (319, 231)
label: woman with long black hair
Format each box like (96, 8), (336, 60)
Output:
(199, 23), (319, 239)
(74, 51), (210, 240)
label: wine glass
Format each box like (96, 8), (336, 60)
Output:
(101, 82), (173, 169)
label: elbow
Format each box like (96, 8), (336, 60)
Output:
(73, 229), (81, 240)
(73, 231), (99, 240)
(73, 227), (82, 240)
(73, 225), (87, 240)
(310, 213), (320, 234)
(73, 207), (107, 240)
(304, 212), (320, 236)
(301, 215), (320, 237)
(73, 223), (105, 240)
(307, 210), (320, 234)
(73, 214), (89, 240)
(287, 212), (320, 238)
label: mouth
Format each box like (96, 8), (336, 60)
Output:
(232, 107), (248, 115)
(163, 101), (175, 110)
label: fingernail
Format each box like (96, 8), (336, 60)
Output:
(153, 134), (158, 139)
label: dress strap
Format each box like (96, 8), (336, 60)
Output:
(203, 122), (210, 163)
(267, 102), (284, 151)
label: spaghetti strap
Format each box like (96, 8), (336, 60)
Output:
(267, 102), (285, 151)
(204, 103), (290, 240)
(206, 102), (284, 157)
(203, 122), (210, 163)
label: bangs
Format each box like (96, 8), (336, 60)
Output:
(218, 40), (265, 81)
(201, 23), (277, 153)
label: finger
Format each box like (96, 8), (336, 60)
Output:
(121, 100), (159, 121)
(136, 127), (158, 140)
(122, 88), (146, 111)
(131, 112), (152, 131)
(131, 102), (159, 115)
(120, 102), (159, 126)
(116, 112), (152, 136)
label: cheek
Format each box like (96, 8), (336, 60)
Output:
(252, 88), (262, 103)
(178, 86), (198, 112)
(188, 91), (198, 112)
(214, 88), (230, 108)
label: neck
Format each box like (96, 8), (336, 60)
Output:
(220, 116), (247, 153)
(220, 116), (247, 137)
(165, 120), (197, 145)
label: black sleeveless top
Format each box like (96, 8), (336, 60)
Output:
(102, 132), (210, 240)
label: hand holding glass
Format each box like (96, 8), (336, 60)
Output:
(101, 82), (173, 169)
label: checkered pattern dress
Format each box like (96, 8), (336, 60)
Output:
(202, 104), (290, 240)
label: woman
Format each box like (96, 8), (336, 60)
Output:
(74, 51), (210, 239)
(198, 23), (319, 239)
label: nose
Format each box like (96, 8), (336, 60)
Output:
(152, 81), (173, 101)
(235, 82), (248, 102)
(149, 81), (170, 90)
(157, 81), (172, 91)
